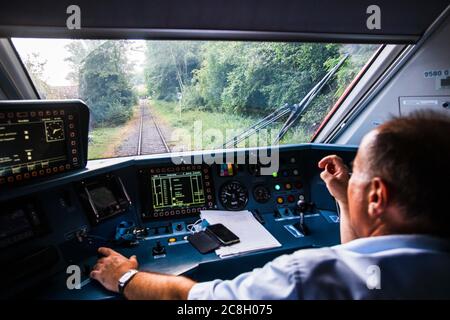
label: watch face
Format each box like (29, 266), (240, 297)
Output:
(45, 120), (65, 142)
(119, 269), (138, 284)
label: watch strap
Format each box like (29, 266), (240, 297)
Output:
(118, 269), (139, 295)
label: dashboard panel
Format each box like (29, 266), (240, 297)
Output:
(0, 100), (89, 187)
(0, 143), (356, 299)
(0, 97), (358, 300)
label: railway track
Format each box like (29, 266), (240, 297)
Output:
(136, 100), (170, 156)
(114, 100), (171, 157)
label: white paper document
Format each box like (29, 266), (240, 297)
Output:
(200, 210), (282, 258)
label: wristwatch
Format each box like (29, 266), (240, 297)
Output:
(118, 269), (139, 295)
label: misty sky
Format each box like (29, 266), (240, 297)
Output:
(12, 38), (145, 86)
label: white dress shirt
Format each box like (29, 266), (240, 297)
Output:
(188, 234), (450, 299)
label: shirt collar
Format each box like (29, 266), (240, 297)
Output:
(336, 234), (450, 254)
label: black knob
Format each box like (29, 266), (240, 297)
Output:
(152, 241), (166, 256)
(296, 199), (308, 213)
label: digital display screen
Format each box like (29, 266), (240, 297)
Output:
(0, 106), (83, 185)
(0, 209), (32, 242)
(0, 201), (45, 249)
(151, 171), (206, 210)
(89, 186), (119, 211)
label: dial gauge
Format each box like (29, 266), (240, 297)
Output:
(253, 185), (271, 203)
(45, 120), (65, 142)
(219, 181), (248, 211)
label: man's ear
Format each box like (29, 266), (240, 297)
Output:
(367, 177), (389, 218)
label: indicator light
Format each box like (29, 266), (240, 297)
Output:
(274, 184), (281, 191)
(276, 197), (284, 204)
(285, 183), (292, 190)
(272, 172), (278, 178)
(287, 195), (295, 203)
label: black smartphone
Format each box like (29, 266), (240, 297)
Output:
(206, 223), (240, 246)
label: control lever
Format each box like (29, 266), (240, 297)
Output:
(293, 199), (309, 235)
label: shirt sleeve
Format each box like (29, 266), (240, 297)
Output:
(188, 253), (301, 300)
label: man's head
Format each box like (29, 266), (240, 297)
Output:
(347, 110), (450, 238)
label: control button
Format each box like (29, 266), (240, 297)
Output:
(7, 176), (14, 183)
(287, 195), (295, 203)
(282, 170), (289, 177)
(152, 241), (166, 256)
(285, 183), (292, 190)
(274, 184), (281, 191)
(168, 238), (177, 244)
(293, 169), (299, 176)
(290, 157), (296, 163)
(276, 196), (284, 204)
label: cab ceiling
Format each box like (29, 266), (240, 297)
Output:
(0, 0), (448, 43)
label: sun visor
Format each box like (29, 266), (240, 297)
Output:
(0, 0), (448, 43)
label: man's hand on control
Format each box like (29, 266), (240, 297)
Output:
(90, 247), (138, 293)
(318, 155), (350, 205)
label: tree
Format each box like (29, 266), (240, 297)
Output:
(144, 41), (202, 101)
(23, 52), (50, 98)
(78, 41), (137, 126)
(64, 40), (102, 84)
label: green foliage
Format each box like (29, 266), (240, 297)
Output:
(144, 41), (202, 101)
(78, 41), (137, 127)
(144, 42), (379, 143)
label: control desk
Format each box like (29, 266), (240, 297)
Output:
(0, 96), (356, 300)
(0, 144), (356, 299)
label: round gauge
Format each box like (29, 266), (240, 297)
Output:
(45, 120), (65, 141)
(219, 181), (248, 211)
(253, 185), (271, 203)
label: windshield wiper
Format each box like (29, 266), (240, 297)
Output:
(222, 54), (348, 149)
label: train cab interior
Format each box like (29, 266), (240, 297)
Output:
(0, 1), (449, 300)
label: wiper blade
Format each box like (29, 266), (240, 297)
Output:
(272, 54), (349, 144)
(222, 54), (348, 149)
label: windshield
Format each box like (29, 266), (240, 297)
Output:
(12, 39), (379, 159)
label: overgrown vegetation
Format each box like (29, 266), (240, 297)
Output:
(145, 41), (378, 142)
(19, 39), (378, 158)
(67, 40), (138, 127)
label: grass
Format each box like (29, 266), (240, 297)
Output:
(87, 100), (314, 160)
(88, 105), (140, 159)
(150, 99), (311, 151)
(88, 127), (124, 159)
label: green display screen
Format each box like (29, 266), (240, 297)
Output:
(151, 171), (206, 210)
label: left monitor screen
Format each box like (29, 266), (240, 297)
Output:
(0, 104), (86, 185)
